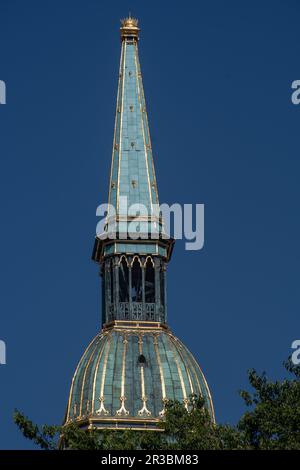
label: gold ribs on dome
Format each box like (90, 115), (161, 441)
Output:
(65, 326), (215, 429)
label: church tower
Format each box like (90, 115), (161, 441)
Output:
(64, 17), (214, 430)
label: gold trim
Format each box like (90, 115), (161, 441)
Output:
(136, 41), (160, 206)
(119, 254), (129, 266)
(120, 16), (140, 41)
(95, 333), (112, 416)
(67, 415), (160, 425)
(117, 254), (155, 269)
(145, 255), (155, 267)
(64, 416), (163, 433)
(91, 333), (108, 414)
(169, 335), (194, 396)
(167, 333), (188, 410)
(134, 42), (153, 212)
(116, 334), (130, 416)
(65, 334), (100, 422)
(116, 40), (126, 215)
(90, 426), (163, 432)
(103, 320), (169, 331)
(79, 337), (100, 418)
(107, 40), (124, 220)
(177, 337), (216, 423)
(137, 334), (151, 416)
(153, 333), (167, 417)
(106, 214), (163, 224)
(93, 237), (173, 265)
(193, 358), (216, 423)
(180, 339), (203, 397)
(130, 254), (143, 267)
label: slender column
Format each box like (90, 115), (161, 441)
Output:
(113, 256), (119, 320)
(163, 262), (167, 323)
(101, 270), (106, 325)
(141, 259), (146, 319)
(128, 260), (132, 320)
(154, 258), (161, 322)
(104, 260), (111, 323)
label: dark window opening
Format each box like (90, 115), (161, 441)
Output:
(138, 354), (146, 364)
(119, 258), (129, 302)
(131, 258), (142, 302)
(145, 258), (155, 303)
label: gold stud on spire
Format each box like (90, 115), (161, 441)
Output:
(120, 14), (140, 41)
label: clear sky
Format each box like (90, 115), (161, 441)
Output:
(0, 0), (299, 449)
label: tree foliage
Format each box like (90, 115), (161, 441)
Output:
(237, 359), (300, 449)
(14, 359), (300, 450)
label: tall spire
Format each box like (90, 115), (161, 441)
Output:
(107, 15), (160, 234)
(92, 17), (173, 266)
(92, 17), (174, 326)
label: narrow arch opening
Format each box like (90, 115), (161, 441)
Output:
(131, 258), (142, 302)
(119, 257), (129, 302)
(145, 258), (155, 303)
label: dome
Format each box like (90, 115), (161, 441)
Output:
(65, 322), (215, 430)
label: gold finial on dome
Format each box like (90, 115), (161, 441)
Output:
(120, 14), (140, 41)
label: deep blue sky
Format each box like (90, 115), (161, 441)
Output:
(1, 0), (300, 449)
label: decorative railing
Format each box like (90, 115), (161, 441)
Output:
(106, 302), (164, 322)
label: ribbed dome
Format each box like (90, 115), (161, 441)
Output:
(65, 322), (214, 429)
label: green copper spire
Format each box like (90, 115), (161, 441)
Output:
(108, 16), (159, 232)
(92, 17), (173, 264)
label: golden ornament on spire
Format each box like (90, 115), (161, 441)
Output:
(120, 15), (140, 41)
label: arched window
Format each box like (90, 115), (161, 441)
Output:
(131, 257), (142, 302)
(119, 257), (129, 302)
(145, 257), (155, 303)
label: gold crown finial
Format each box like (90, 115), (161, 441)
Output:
(120, 14), (140, 41)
